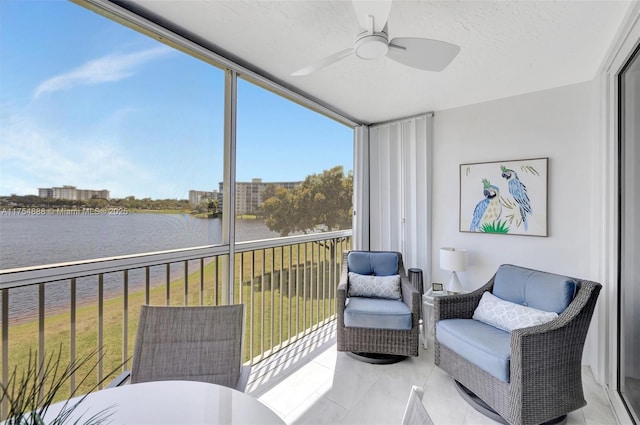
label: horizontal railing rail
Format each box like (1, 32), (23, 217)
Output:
(0, 230), (351, 420)
(0, 231), (352, 289)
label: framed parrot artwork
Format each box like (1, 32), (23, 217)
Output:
(459, 157), (548, 236)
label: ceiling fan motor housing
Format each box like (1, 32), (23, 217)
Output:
(355, 32), (389, 59)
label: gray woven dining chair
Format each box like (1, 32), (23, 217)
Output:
(109, 304), (250, 392)
(401, 385), (434, 425)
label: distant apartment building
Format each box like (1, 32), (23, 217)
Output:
(189, 190), (217, 206)
(38, 188), (53, 198)
(217, 178), (301, 215)
(38, 185), (110, 200)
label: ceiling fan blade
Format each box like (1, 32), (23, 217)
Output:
(291, 48), (355, 76)
(387, 37), (460, 72)
(352, 0), (392, 33)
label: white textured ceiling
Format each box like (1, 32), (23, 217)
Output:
(120, 0), (632, 124)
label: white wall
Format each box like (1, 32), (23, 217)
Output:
(431, 81), (600, 365)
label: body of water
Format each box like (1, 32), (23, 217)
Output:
(0, 213), (281, 322)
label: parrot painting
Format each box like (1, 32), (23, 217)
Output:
(501, 165), (532, 230)
(470, 179), (502, 232)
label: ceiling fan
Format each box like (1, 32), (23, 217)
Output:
(291, 0), (460, 76)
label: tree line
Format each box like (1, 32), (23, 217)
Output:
(0, 194), (191, 211)
(0, 166), (354, 234)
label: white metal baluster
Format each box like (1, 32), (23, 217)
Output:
(260, 249), (265, 360)
(249, 251), (254, 361)
(145, 266), (150, 305)
(98, 274), (104, 388)
(184, 260), (188, 306)
(287, 245), (292, 343)
(123, 270), (128, 370)
(303, 243), (307, 334)
(200, 258), (204, 306)
(279, 246), (283, 348)
(70, 278), (76, 391)
(270, 247), (274, 352)
(1, 288), (8, 420)
(166, 263), (170, 305)
(38, 283), (45, 403)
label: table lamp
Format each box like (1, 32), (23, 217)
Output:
(440, 247), (468, 294)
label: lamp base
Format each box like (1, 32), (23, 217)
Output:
(447, 271), (462, 294)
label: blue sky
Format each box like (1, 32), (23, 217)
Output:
(0, 0), (353, 200)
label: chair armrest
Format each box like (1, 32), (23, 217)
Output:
(106, 370), (131, 388)
(336, 253), (349, 325)
(506, 280), (602, 417)
(400, 277), (421, 327)
(434, 280), (494, 321)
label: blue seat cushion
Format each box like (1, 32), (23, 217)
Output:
(493, 265), (577, 314)
(348, 252), (398, 276)
(344, 297), (412, 330)
(437, 319), (511, 382)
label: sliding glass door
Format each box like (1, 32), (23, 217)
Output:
(619, 44), (640, 424)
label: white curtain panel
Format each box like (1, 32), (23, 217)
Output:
(365, 114), (433, 277)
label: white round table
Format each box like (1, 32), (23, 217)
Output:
(44, 380), (285, 425)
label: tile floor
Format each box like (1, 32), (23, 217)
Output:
(246, 323), (618, 425)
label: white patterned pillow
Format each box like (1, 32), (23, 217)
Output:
(348, 272), (401, 300)
(473, 291), (558, 332)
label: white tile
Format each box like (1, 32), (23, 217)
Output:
(566, 410), (587, 425)
(249, 325), (618, 425)
(321, 353), (381, 410)
(286, 392), (349, 425)
(463, 405), (503, 425)
(423, 367), (468, 425)
(581, 367), (618, 425)
(338, 382), (409, 425)
(258, 361), (334, 418)
(312, 343), (339, 370)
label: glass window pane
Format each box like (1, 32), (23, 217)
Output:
(0, 1), (225, 269)
(620, 44), (640, 422)
(235, 78), (353, 242)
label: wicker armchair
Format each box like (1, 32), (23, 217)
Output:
(336, 250), (420, 358)
(434, 264), (601, 425)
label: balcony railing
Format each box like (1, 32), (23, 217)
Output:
(0, 230), (351, 419)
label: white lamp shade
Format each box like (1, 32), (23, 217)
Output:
(440, 248), (468, 272)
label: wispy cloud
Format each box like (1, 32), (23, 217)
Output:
(0, 111), (151, 198)
(33, 46), (173, 99)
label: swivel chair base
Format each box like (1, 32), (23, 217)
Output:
(454, 380), (567, 425)
(346, 351), (407, 364)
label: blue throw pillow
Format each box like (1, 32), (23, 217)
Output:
(347, 252), (398, 276)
